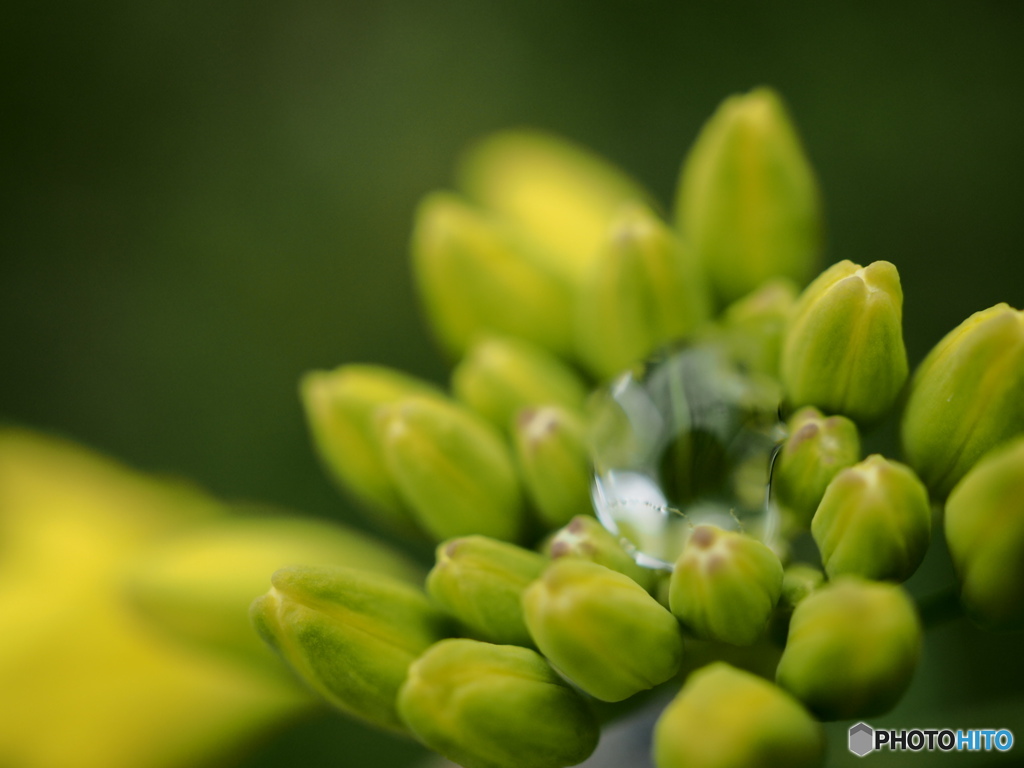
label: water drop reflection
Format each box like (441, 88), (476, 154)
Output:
(590, 344), (786, 571)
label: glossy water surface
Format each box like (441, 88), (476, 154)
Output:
(590, 344), (786, 570)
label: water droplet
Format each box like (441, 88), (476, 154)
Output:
(590, 343), (786, 571)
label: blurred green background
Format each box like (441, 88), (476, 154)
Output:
(3, 2), (1023, 766)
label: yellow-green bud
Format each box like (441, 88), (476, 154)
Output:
(776, 577), (921, 720)
(426, 536), (546, 646)
(250, 565), (450, 732)
(545, 514), (658, 592)
(669, 525), (783, 646)
(458, 129), (650, 286)
(675, 87), (822, 304)
(126, 515), (422, 669)
(523, 559), (683, 702)
(654, 662), (825, 768)
(901, 303), (1024, 498)
(812, 455), (931, 582)
(781, 260), (908, 423)
(770, 563), (825, 645)
(513, 407), (592, 529)
(377, 396), (526, 542)
(718, 278), (799, 377)
(411, 192), (574, 357)
(774, 406), (861, 528)
(452, 336), (587, 432)
(945, 435), (1024, 631)
(398, 639), (599, 768)
(300, 365), (442, 534)
(781, 564), (825, 611)
(576, 203), (711, 378)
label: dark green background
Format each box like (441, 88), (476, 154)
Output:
(4, 3), (1023, 766)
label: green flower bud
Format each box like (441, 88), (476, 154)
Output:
(769, 563), (826, 646)
(513, 407), (592, 529)
(576, 203), (711, 378)
(398, 639), (599, 768)
(654, 662), (824, 768)
(669, 525), (783, 646)
(377, 396), (526, 542)
(675, 87), (822, 304)
(411, 192), (574, 357)
(901, 303), (1024, 498)
(718, 278), (798, 377)
(300, 365), (442, 534)
(458, 129), (650, 286)
(655, 573), (673, 610)
(774, 406), (861, 528)
(452, 336), (587, 432)
(781, 260), (908, 423)
(780, 564), (825, 611)
(426, 536), (546, 646)
(126, 514), (422, 669)
(945, 435), (1024, 630)
(250, 565), (450, 732)
(545, 514), (658, 592)
(776, 577), (921, 720)
(812, 455), (931, 582)
(523, 559), (683, 702)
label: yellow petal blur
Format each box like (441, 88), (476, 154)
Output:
(459, 130), (651, 286)
(0, 429), (311, 768)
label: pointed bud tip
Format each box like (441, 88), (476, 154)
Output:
(398, 639), (599, 768)
(670, 526), (783, 646)
(524, 559), (682, 701)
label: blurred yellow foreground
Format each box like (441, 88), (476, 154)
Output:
(0, 430), (314, 768)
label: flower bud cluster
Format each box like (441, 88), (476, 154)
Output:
(244, 87), (1023, 768)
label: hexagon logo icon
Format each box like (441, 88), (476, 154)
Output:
(849, 722), (874, 757)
